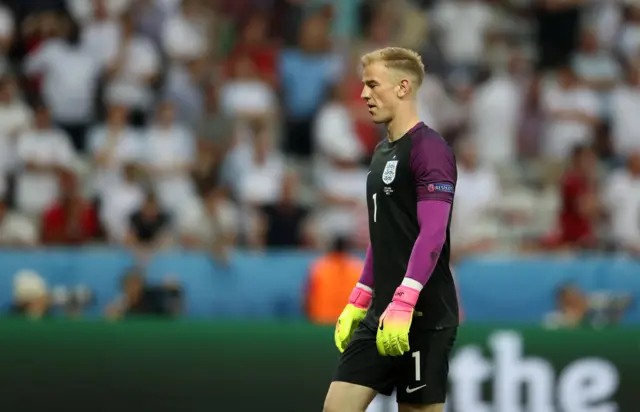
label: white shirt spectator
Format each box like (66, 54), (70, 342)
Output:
(314, 102), (364, 164)
(0, 100), (32, 177)
(433, 0), (493, 65)
(163, 64), (205, 127)
(24, 39), (101, 124)
(418, 74), (464, 132)
(573, 51), (622, 85)
(220, 80), (277, 118)
(15, 128), (75, 215)
(604, 168), (640, 249)
(143, 124), (196, 213)
(88, 125), (141, 199)
(316, 167), (368, 243)
(161, 13), (207, 60)
(66, 0), (131, 24)
(81, 18), (121, 68)
(451, 164), (501, 247)
(105, 36), (161, 110)
(100, 178), (144, 243)
(618, 20), (640, 60)
(0, 5), (14, 45)
(610, 84), (640, 155)
(178, 196), (239, 245)
(469, 74), (522, 166)
(0, 211), (37, 246)
(587, 2), (622, 49)
(541, 83), (600, 160)
(228, 141), (285, 205)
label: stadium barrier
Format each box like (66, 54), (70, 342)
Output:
(0, 249), (638, 322)
(0, 320), (635, 412)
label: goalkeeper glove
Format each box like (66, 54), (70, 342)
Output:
(334, 284), (372, 353)
(376, 284), (420, 356)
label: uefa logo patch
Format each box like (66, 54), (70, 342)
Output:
(382, 160), (398, 184)
(427, 183), (454, 193)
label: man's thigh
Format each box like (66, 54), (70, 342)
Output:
(324, 381), (378, 412)
(395, 327), (457, 406)
(332, 322), (396, 396)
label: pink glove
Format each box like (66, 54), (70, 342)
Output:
(376, 284), (420, 356)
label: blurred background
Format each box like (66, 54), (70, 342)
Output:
(0, 0), (638, 411)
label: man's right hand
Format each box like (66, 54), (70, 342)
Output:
(334, 284), (372, 352)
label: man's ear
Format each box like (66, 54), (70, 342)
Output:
(397, 79), (411, 98)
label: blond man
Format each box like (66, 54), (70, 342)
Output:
(324, 47), (459, 412)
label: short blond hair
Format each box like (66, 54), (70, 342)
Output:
(361, 47), (425, 86)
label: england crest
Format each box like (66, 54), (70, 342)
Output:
(382, 160), (398, 184)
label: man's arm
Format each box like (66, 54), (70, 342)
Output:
(403, 135), (456, 289)
(402, 200), (450, 291)
(356, 245), (374, 292)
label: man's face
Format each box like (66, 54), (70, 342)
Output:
(361, 62), (401, 124)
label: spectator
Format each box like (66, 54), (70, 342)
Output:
(226, 119), (285, 207)
(0, 76), (32, 190)
(100, 163), (144, 243)
(103, 11), (161, 127)
(432, 0), (494, 72)
(572, 28), (622, 94)
(191, 136), (222, 197)
(220, 54), (277, 123)
(105, 269), (183, 319)
(89, 104), (141, 202)
(313, 82), (365, 171)
(8, 270), (50, 319)
(543, 283), (589, 329)
(15, 104), (76, 216)
(450, 138), (501, 259)
(610, 62), (640, 157)
(554, 145), (602, 250)
(605, 150), (640, 255)
(197, 83), (236, 152)
(23, 17), (101, 151)
(618, 5), (640, 62)
(80, 0), (121, 68)
(541, 66), (600, 162)
(257, 171), (310, 249)
(179, 185), (238, 261)
(163, 57), (208, 128)
(67, 0), (131, 25)
(40, 171), (100, 246)
(0, 3), (15, 67)
(125, 191), (172, 249)
(305, 236), (363, 325)
(142, 101), (196, 214)
(161, 0), (208, 62)
(226, 12), (278, 86)
(544, 283), (633, 329)
(0, 196), (37, 247)
(279, 12), (342, 158)
(468, 55), (524, 168)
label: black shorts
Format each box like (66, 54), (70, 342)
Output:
(333, 322), (457, 405)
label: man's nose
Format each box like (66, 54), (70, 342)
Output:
(360, 87), (370, 100)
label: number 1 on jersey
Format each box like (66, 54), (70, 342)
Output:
(373, 193), (377, 222)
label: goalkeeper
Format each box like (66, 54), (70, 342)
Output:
(323, 46), (459, 412)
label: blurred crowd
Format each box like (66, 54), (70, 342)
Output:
(0, 0), (638, 262)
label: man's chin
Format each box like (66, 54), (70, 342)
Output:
(370, 115), (388, 124)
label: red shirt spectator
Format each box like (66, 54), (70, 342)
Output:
(226, 14), (278, 86)
(558, 145), (600, 246)
(40, 172), (100, 245)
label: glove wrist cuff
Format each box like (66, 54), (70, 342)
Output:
(392, 284), (420, 308)
(349, 284), (373, 309)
